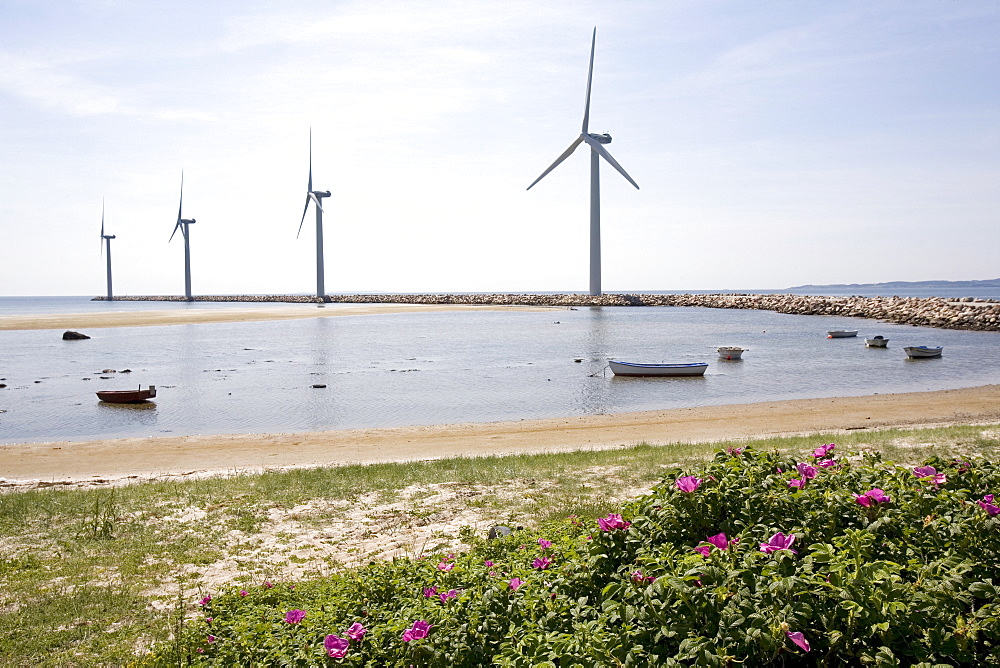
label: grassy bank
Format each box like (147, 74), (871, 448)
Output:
(2, 424), (999, 665)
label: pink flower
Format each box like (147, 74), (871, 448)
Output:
(423, 586), (438, 598)
(538, 539), (552, 549)
(796, 462), (818, 480)
(786, 630), (810, 652)
(263, 581), (274, 589)
(776, 467), (783, 473)
(206, 635), (216, 644)
(693, 545), (712, 557)
(813, 443), (835, 459)
(438, 589), (458, 602)
(817, 459), (837, 468)
(509, 578), (524, 591)
(631, 570), (655, 584)
(324, 634), (349, 658)
(401, 620), (431, 642)
(676, 476), (702, 493)
(532, 556), (552, 570)
(706, 533), (736, 550)
(437, 561), (454, 571)
(597, 513), (631, 531)
(788, 479), (805, 489)
(284, 609), (306, 624)
(726, 447), (744, 456)
(239, 589), (248, 597)
(346, 622), (367, 641)
(913, 465), (947, 485)
(855, 488), (891, 506)
(760, 532), (797, 554)
(978, 494), (1000, 516)
(199, 595), (212, 607)
(484, 560), (494, 567)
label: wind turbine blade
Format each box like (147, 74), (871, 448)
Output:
(583, 135), (640, 189)
(177, 170), (184, 224)
(582, 27), (596, 134)
(169, 221), (183, 242)
(297, 196), (311, 238)
(526, 136), (584, 190)
(309, 191), (325, 213)
(100, 199), (105, 255)
(307, 128), (313, 193)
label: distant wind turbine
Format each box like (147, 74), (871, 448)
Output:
(169, 171), (196, 301)
(99, 199), (115, 301)
(527, 28), (639, 297)
(297, 128), (332, 300)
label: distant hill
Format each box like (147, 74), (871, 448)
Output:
(788, 279), (1000, 290)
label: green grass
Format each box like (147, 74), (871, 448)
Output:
(1, 423), (998, 666)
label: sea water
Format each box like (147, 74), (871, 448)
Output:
(2, 300), (1000, 444)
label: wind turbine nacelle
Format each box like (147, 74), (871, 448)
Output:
(588, 132), (612, 144)
(312, 190), (332, 198)
(181, 218), (196, 224)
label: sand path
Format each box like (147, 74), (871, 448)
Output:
(3, 385), (999, 488)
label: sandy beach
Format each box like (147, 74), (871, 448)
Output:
(0, 302), (552, 331)
(3, 384), (999, 489)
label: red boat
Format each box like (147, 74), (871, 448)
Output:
(97, 385), (156, 403)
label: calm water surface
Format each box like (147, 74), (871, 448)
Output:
(2, 303), (1000, 444)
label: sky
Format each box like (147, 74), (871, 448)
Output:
(1, 0), (998, 297)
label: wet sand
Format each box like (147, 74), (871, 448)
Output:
(0, 303), (552, 331)
(3, 385), (999, 489)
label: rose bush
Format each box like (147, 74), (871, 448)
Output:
(149, 447), (1000, 666)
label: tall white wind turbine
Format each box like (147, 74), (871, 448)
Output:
(297, 128), (331, 300)
(169, 171), (196, 301)
(99, 199), (116, 301)
(527, 28), (639, 296)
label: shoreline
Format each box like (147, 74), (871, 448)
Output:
(3, 384), (999, 490)
(0, 303), (552, 331)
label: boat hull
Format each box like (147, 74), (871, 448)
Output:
(827, 330), (858, 338)
(609, 361), (708, 377)
(904, 346), (943, 359)
(97, 385), (156, 403)
(717, 346), (744, 360)
(865, 338), (889, 348)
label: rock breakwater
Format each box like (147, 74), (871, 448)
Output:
(93, 293), (1000, 331)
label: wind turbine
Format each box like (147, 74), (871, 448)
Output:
(297, 128), (331, 300)
(527, 28), (639, 297)
(169, 171), (196, 301)
(99, 199), (115, 301)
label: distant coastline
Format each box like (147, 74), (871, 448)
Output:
(788, 278), (1000, 290)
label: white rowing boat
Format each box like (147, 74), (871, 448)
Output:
(609, 361), (708, 377)
(904, 346), (943, 358)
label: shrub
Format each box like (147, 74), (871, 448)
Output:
(147, 447), (1000, 666)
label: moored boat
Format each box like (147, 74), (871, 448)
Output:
(717, 346), (745, 360)
(609, 361), (708, 377)
(97, 385), (156, 403)
(865, 336), (889, 348)
(827, 330), (858, 338)
(904, 346), (943, 359)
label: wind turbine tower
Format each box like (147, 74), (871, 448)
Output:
(169, 171), (196, 301)
(298, 128), (332, 300)
(99, 200), (115, 301)
(527, 28), (639, 297)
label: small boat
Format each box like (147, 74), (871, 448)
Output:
(827, 330), (858, 338)
(97, 385), (156, 403)
(904, 346), (943, 359)
(865, 336), (889, 348)
(609, 361), (708, 377)
(717, 346), (746, 360)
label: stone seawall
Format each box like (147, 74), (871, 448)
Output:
(93, 293), (1000, 332)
